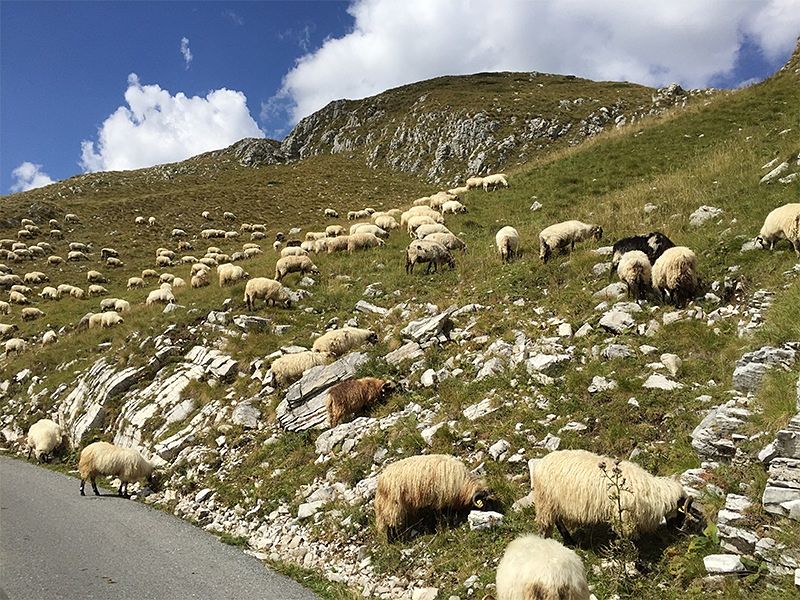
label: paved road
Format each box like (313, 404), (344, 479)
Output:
(0, 456), (320, 600)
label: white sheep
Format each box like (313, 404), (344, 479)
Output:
(375, 454), (495, 539)
(423, 231), (466, 253)
(67, 250), (88, 261)
(532, 449), (691, 542)
(348, 232), (385, 252)
(88, 284), (108, 297)
(305, 231), (327, 242)
(48, 255), (64, 266)
(42, 330), (58, 346)
(243, 277), (291, 310)
(312, 327), (378, 357)
(39, 286), (60, 300)
(405, 240), (455, 274)
(4, 337), (27, 355)
(496, 226), (520, 262)
(141, 269), (159, 279)
(100, 247), (119, 260)
(50, 229), (63, 239)
(756, 203), (800, 256)
(275, 255), (319, 281)
(172, 277), (186, 289)
(538, 220), (603, 262)
(0, 300), (10, 314)
(127, 277), (145, 289)
(106, 257), (124, 268)
(147, 216), (156, 226)
(24, 271), (48, 284)
(134, 216), (146, 225)
(350, 224), (389, 238)
(101, 312), (124, 327)
(190, 263), (210, 276)
(406, 215), (438, 237)
(26, 419), (64, 461)
(191, 272), (210, 288)
(87, 270), (108, 284)
(415, 223), (451, 239)
(202, 210), (211, 219)
(146, 286), (175, 306)
(280, 246), (308, 258)
(113, 299), (131, 313)
(466, 176), (485, 189)
(617, 250), (652, 300)
(448, 186), (469, 196)
(373, 215), (400, 231)
(324, 208), (339, 218)
(159, 273), (175, 284)
(651, 246), (698, 306)
(482, 173), (509, 191)
(9, 290), (29, 305)
(491, 535), (590, 600)
(65, 213), (80, 223)
(271, 351), (333, 386)
(217, 263), (249, 287)
(223, 211), (236, 221)
(326, 225), (346, 237)
(441, 200), (467, 215)
(21, 307), (44, 321)
(78, 441), (154, 497)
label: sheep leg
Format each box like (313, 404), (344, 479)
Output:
(80, 479), (86, 496)
(793, 239), (800, 257)
(91, 477), (100, 496)
(555, 520), (575, 545)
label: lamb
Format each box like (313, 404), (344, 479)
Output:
(651, 246), (698, 306)
(312, 326), (378, 357)
(223, 211), (236, 221)
(88, 284), (109, 297)
(127, 277), (145, 289)
(78, 441), (155, 497)
(610, 231), (675, 272)
(251, 231), (266, 240)
(112, 299), (131, 313)
(243, 277), (292, 310)
(538, 220), (603, 263)
(101, 312), (124, 327)
(482, 173), (509, 191)
(240, 223), (253, 232)
(374, 454), (496, 539)
(4, 337), (27, 355)
(441, 200), (467, 215)
(191, 263), (210, 276)
(488, 535), (590, 600)
(496, 226), (520, 262)
(106, 257), (124, 268)
(756, 203), (800, 256)
(275, 255), (320, 281)
(617, 250), (652, 301)
(42, 330), (58, 346)
(423, 232), (466, 253)
(348, 232), (386, 252)
(21, 307), (45, 321)
(87, 270), (108, 284)
(217, 263), (249, 287)
(172, 277), (186, 290)
(147, 216), (156, 226)
(202, 210), (211, 219)
(415, 223), (451, 239)
(280, 246), (308, 258)
(26, 418), (64, 462)
(134, 216), (146, 225)
(270, 351), (333, 386)
(65, 213), (80, 224)
(326, 377), (396, 427)
(405, 240), (455, 274)
(531, 449), (691, 542)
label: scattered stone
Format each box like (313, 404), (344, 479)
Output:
(488, 439), (511, 461)
(467, 510), (504, 530)
(530, 201), (543, 211)
(401, 305), (456, 343)
(760, 161), (789, 184)
(703, 554), (747, 574)
(602, 344), (634, 360)
(689, 205), (723, 226)
(463, 398), (498, 421)
(588, 376), (618, 393)
(599, 310), (635, 334)
(643, 374), (684, 391)
(592, 262), (612, 276)
(660, 353), (682, 376)
(363, 282), (384, 298)
(412, 588), (439, 600)
(691, 398), (752, 461)
(574, 323), (593, 337)
(385, 341), (424, 366)
(732, 344), (797, 394)
(557, 323), (573, 337)
(231, 401), (261, 429)
(643, 203), (658, 214)
(354, 300), (389, 317)
(195, 488), (213, 503)
(421, 422), (447, 445)
(592, 283), (628, 301)
(420, 369), (437, 387)
(297, 501), (324, 520)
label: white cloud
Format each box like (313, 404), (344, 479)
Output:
(272, 0), (800, 124)
(180, 37), (193, 69)
(10, 162), (54, 193)
(80, 74), (264, 173)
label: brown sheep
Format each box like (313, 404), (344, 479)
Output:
(326, 377), (396, 427)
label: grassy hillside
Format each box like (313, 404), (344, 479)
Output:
(2, 45), (799, 600)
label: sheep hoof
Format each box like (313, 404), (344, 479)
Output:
(80, 489), (85, 496)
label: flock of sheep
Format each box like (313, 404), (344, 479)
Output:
(6, 169), (800, 599)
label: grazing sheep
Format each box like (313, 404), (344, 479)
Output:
(127, 277), (145, 289)
(191, 271), (210, 288)
(375, 454), (496, 539)
(489, 535), (590, 600)
(11, 284), (32, 296)
(244, 277), (291, 310)
(326, 225), (346, 237)
(4, 337), (27, 355)
(87, 270), (108, 284)
(69, 242), (90, 252)
(305, 231), (327, 242)
(251, 231), (266, 241)
(47, 255), (64, 266)
(324, 208), (339, 218)
(100, 247), (119, 260)
(17, 229), (33, 240)
(617, 250), (652, 300)
(146, 286), (175, 306)
(610, 231), (675, 272)
(348, 232), (385, 252)
(9, 290), (29, 305)
(428, 191), (455, 210)
(441, 200), (467, 215)
(190, 263), (210, 276)
(65, 213), (80, 223)
(223, 211), (236, 221)
(350, 224), (389, 238)
(271, 351), (332, 386)
(217, 263), (249, 287)
(224, 230), (239, 240)
(26, 419), (63, 461)
(78, 441), (154, 497)
(325, 236), (351, 254)
(42, 330), (58, 346)
(423, 231), (466, 253)
(496, 226), (520, 262)
(299, 241), (316, 253)
(177, 241), (193, 251)
(756, 203), (800, 256)
(275, 255), (319, 281)
(466, 176), (485, 189)
(202, 210), (211, 219)
(280, 246), (308, 258)
(240, 223), (253, 233)
(326, 377), (395, 427)
(531, 449), (690, 542)
(482, 173), (509, 191)
(155, 255), (173, 268)
(106, 257), (124, 268)
(448, 186), (469, 196)
(172, 277), (186, 289)
(21, 307), (45, 321)
(101, 312), (124, 327)
(171, 228), (187, 238)
(651, 246), (698, 306)
(0, 301), (9, 314)
(100, 297), (119, 311)
(68, 286), (86, 299)
(113, 299), (131, 313)
(24, 271), (48, 284)
(539, 221), (603, 263)
(159, 273), (175, 285)
(374, 215), (400, 231)
(141, 269), (158, 279)
(406, 215), (438, 236)
(88, 284), (108, 297)
(312, 327), (378, 357)
(415, 223), (451, 239)
(147, 216), (156, 226)
(134, 216), (145, 225)
(405, 240), (455, 274)
(0, 323), (19, 337)
(67, 250), (88, 261)
(39, 286), (60, 300)
(201, 228), (225, 239)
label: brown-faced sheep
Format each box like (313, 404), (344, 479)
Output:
(326, 377), (396, 427)
(78, 441), (154, 497)
(375, 454), (497, 540)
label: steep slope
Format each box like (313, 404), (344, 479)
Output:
(1, 40), (800, 600)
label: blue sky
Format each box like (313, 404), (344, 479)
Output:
(2, 0), (799, 194)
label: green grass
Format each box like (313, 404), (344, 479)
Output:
(2, 48), (800, 600)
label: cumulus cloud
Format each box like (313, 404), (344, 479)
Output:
(10, 162), (54, 193)
(80, 74), (264, 173)
(270, 0), (800, 124)
(180, 37), (193, 69)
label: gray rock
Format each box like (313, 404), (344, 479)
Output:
(488, 439), (511, 461)
(557, 323), (573, 337)
(401, 305), (456, 343)
(530, 201), (543, 211)
(420, 369), (437, 387)
(475, 357), (504, 381)
(463, 398), (498, 421)
(467, 510), (504, 530)
(385, 341), (424, 366)
(526, 353), (570, 372)
(691, 399), (751, 461)
(599, 310), (635, 334)
(760, 161), (789, 184)
(762, 457), (800, 519)
(363, 282), (384, 297)
(602, 344), (634, 360)
(732, 344), (797, 394)
(592, 262), (612, 276)
(703, 554), (747, 574)
(232, 315), (272, 332)
(195, 488), (213, 503)
(574, 323), (593, 338)
(354, 300), (389, 317)
(741, 240), (759, 252)
(642, 373), (683, 390)
(412, 588), (439, 600)
(420, 422), (447, 445)
(297, 501), (324, 520)
(660, 353), (682, 376)
(588, 376), (618, 393)
(689, 205), (723, 226)
(186, 346), (239, 382)
(593, 283), (628, 301)
(231, 401), (261, 429)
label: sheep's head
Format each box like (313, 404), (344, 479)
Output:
(755, 235), (766, 249)
(668, 495), (694, 531)
(591, 225), (603, 240)
(447, 255), (456, 269)
(379, 380), (397, 399)
(367, 331), (379, 344)
(471, 487), (501, 513)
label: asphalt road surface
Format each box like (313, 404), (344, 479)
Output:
(0, 456), (321, 600)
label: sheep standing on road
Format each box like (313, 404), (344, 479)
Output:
(375, 454), (497, 540)
(756, 203), (800, 256)
(531, 449), (690, 543)
(78, 441), (154, 497)
(496, 226), (520, 262)
(488, 535), (590, 600)
(26, 418), (64, 462)
(539, 220), (602, 263)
